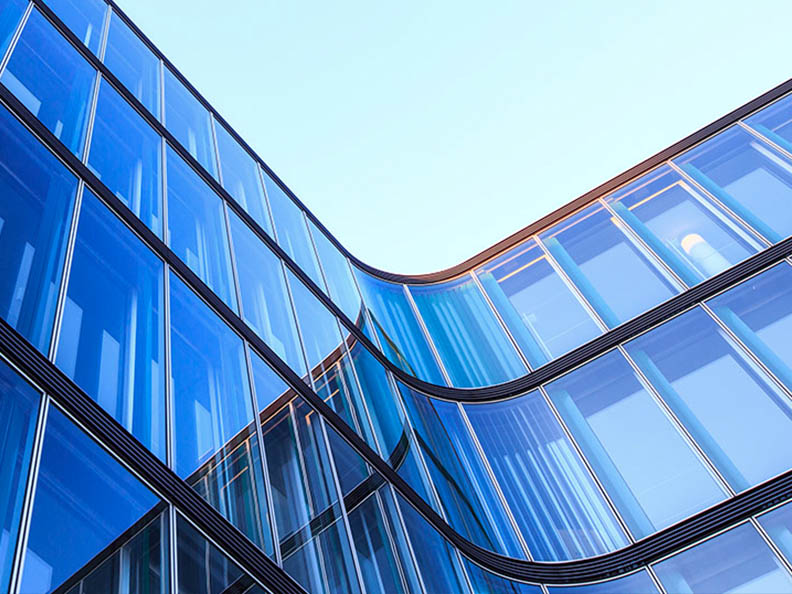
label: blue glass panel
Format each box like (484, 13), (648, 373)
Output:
(653, 522), (792, 593)
(166, 146), (237, 311)
(675, 126), (792, 243)
(465, 392), (628, 561)
(214, 122), (272, 236)
(0, 104), (78, 352)
(249, 349), (290, 413)
(463, 558), (541, 594)
(476, 239), (602, 368)
(228, 210), (306, 376)
(56, 191), (166, 460)
(176, 515), (247, 594)
(43, 0), (105, 54)
(286, 270), (342, 372)
(606, 165), (761, 285)
(20, 405), (162, 594)
(0, 359), (39, 592)
(546, 350), (725, 538)
(163, 68), (217, 178)
(547, 571), (659, 594)
(0, 0), (26, 59)
(261, 170), (324, 288)
(86, 79), (162, 236)
(308, 220), (362, 323)
(539, 203), (680, 328)
(759, 501), (792, 567)
(410, 277), (527, 387)
(625, 306), (792, 492)
(353, 269), (444, 384)
(2, 9), (95, 155)
(745, 94), (792, 159)
(169, 273), (271, 552)
(103, 12), (160, 117)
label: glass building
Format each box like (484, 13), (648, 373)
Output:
(3, 0), (792, 592)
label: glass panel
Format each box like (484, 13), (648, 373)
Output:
(545, 350), (725, 538)
(745, 94), (792, 160)
(43, 0), (105, 54)
(675, 126), (792, 244)
(249, 349), (291, 413)
(308, 220), (362, 324)
(86, 78), (162, 236)
(166, 146), (237, 311)
(653, 522), (792, 593)
(169, 273), (272, 553)
(56, 191), (166, 460)
(163, 67), (217, 178)
(465, 391), (629, 561)
(0, 104), (78, 353)
(0, 359), (40, 592)
(286, 270), (342, 373)
(539, 202), (680, 328)
(759, 501), (792, 566)
(0, 0), (26, 60)
(625, 306), (792, 492)
(476, 239), (602, 368)
(20, 405), (164, 594)
(547, 571), (659, 594)
(410, 277), (526, 387)
(463, 558), (541, 594)
(606, 164), (761, 285)
(103, 12), (160, 118)
(227, 210), (306, 376)
(214, 122), (272, 236)
(2, 9), (95, 155)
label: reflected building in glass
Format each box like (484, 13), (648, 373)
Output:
(3, 0), (792, 592)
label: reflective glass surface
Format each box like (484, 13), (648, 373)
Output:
(43, 0), (105, 54)
(0, 104), (78, 353)
(56, 191), (166, 460)
(745, 94), (792, 161)
(308, 220), (362, 323)
(547, 571), (659, 594)
(539, 202), (680, 328)
(249, 348), (290, 413)
(86, 78), (162, 236)
(0, 0), (25, 59)
(463, 558), (541, 594)
(759, 502), (792, 568)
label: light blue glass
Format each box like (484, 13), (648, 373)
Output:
(0, 0), (26, 60)
(87, 79), (162, 236)
(0, 359), (39, 592)
(606, 165), (761, 285)
(261, 169), (324, 288)
(43, 0), (105, 54)
(163, 68), (217, 178)
(465, 391), (629, 561)
(103, 12), (160, 117)
(547, 571), (659, 594)
(249, 348), (290, 413)
(353, 268), (445, 384)
(463, 558), (541, 594)
(1, 9), (95, 155)
(308, 220), (362, 323)
(286, 270), (342, 373)
(169, 273), (271, 551)
(20, 405), (163, 594)
(625, 306), (792, 492)
(539, 203), (680, 328)
(56, 191), (166, 460)
(0, 104), (78, 353)
(745, 94), (792, 161)
(410, 276), (527, 387)
(476, 239), (602, 368)
(759, 501), (792, 566)
(176, 515), (247, 594)
(228, 210), (306, 376)
(546, 350), (725, 538)
(166, 146), (237, 311)
(675, 126), (792, 243)
(653, 522), (792, 593)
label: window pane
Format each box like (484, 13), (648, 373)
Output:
(20, 405), (164, 594)
(166, 146), (237, 311)
(539, 203), (680, 327)
(410, 277), (526, 387)
(286, 270), (341, 373)
(0, 0), (26, 59)
(56, 191), (166, 460)
(625, 306), (792, 492)
(545, 350), (725, 538)
(163, 68), (217, 178)
(87, 79), (162, 236)
(759, 501), (792, 566)
(308, 220), (362, 324)
(103, 12), (160, 117)
(476, 239), (602, 368)
(547, 570), (659, 594)
(249, 349), (291, 413)
(745, 94), (792, 159)
(0, 104), (78, 353)
(2, 9), (95, 155)
(653, 523), (792, 593)
(606, 165), (761, 285)
(42, 0), (105, 54)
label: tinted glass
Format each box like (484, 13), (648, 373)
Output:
(759, 501), (792, 566)
(308, 220), (362, 323)
(745, 94), (792, 161)
(0, 0), (26, 59)
(548, 571), (659, 594)
(286, 270), (342, 373)
(43, 0), (105, 54)
(249, 349), (291, 413)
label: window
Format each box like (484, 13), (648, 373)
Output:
(0, 0), (26, 59)
(286, 270), (342, 373)
(744, 94), (792, 157)
(547, 571), (659, 594)
(308, 220), (362, 324)
(42, 0), (105, 54)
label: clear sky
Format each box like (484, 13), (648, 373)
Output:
(117, 0), (792, 275)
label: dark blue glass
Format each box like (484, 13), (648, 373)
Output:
(1, 9), (95, 155)
(308, 220), (362, 323)
(0, 104), (78, 353)
(20, 405), (163, 593)
(43, 0), (105, 54)
(410, 277), (527, 387)
(759, 501), (792, 567)
(547, 571), (659, 594)
(166, 146), (237, 311)
(0, 0), (26, 59)
(56, 191), (166, 460)
(86, 79), (162, 236)
(102, 12), (160, 117)
(176, 515), (247, 594)
(163, 67), (217, 178)
(745, 94), (792, 160)
(0, 359), (40, 592)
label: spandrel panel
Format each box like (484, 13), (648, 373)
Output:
(42, 0), (105, 54)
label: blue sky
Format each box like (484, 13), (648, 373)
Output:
(117, 0), (792, 274)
